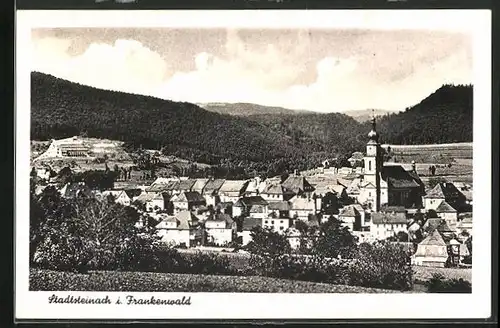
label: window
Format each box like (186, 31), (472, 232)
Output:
(280, 226), (284, 230)
(280, 220), (284, 224)
(264, 220), (268, 224)
(369, 160), (372, 171)
(369, 192), (372, 197)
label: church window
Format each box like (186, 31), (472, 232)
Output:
(369, 160), (372, 171)
(369, 192), (372, 197)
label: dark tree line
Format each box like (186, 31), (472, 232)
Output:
(31, 72), (472, 174)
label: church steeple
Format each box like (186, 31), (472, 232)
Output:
(367, 110), (379, 144)
(364, 110), (381, 212)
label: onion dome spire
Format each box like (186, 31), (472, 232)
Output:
(367, 110), (379, 143)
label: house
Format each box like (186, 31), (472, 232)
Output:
(178, 179), (197, 193)
(456, 213), (473, 235)
(59, 182), (92, 199)
(191, 178), (209, 194)
(238, 217), (261, 246)
(146, 192), (169, 212)
(260, 183), (295, 202)
(101, 190), (132, 206)
(123, 189), (143, 202)
(338, 205), (362, 231)
(286, 227), (302, 250)
(215, 202), (233, 215)
(448, 239), (471, 265)
(218, 180), (249, 203)
(413, 229), (449, 267)
(233, 196), (268, 218)
(435, 200), (458, 230)
(163, 180), (181, 195)
(146, 178), (173, 193)
(155, 211), (202, 247)
(204, 213), (236, 246)
(289, 195), (318, 221)
(370, 211), (408, 240)
(331, 185), (349, 203)
(133, 192), (155, 209)
(171, 191), (206, 214)
(281, 174), (315, 198)
(202, 179), (226, 207)
(243, 177), (262, 197)
(267, 200), (291, 219)
(423, 182), (467, 211)
(262, 212), (291, 234)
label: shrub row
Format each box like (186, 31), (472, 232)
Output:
(425, 273), (472, 293)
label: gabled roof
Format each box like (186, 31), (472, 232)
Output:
(134, 192), (155, 204)
(60, 182), (92, 198)
(381, 165), (421, 189)
(371, 212), (407, 225)
(339, 205), (360, 217)
(219, 180), (249, 193)
(242, 217), (261, 231)
(191, 178), (209, 193)
(419, 229), (447, 246)
(262, 183), (292, 195)
(173, 191), (205, 203)
(178, 179), (196, 191)
(206, 213), (234, 228)
(164, 180), (180, 191)
(282, 175), (315, 194)
(234, 196), (268, 207)
(124, 189), (143, 199)
(202, 179), (226, 194)
(425, 182), (465, 199)
(413, 230), (449, 258)
(435, 200), (457, 213)
(156, 210), (199, 230)
(267, 201), (291, 211)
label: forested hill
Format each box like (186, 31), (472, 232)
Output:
(198, 102), (308, 116)
(372, 84), (473, 144)
(31, 72), (473, 169)
(31, 72), (359, 169)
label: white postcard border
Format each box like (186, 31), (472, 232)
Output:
(15, 9), (492, 320)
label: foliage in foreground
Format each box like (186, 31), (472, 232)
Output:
(29, 268), (398, 293)
(425, 273), (472, 293)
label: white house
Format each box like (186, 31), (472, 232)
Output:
(101, 190), (132, 207)
(201, 179), (225, 207)
(218, 180), (249, 204)
(239, 217), (261, 246)
(262, 213), (291, 234)
(146, 193), (168, 212)
(413, 229), (449, 267)
(204, 213), (236, 246)
(170, 191), (206, 214)
(435, 200), (459, 231)
(289, 195), (317, 221)
(155, 211), (202, 247)
(370, 211), (408, 241)
(233, 196), (268, 218)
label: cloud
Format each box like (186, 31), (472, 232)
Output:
(32, 37), (168, 96)
(31, 29), (472, 112)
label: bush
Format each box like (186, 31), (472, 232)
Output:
(176, 251), (238, 276)
(425, 273), (472, 293)
(348, 242), (414, 291)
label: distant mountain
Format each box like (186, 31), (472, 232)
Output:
(198, 102), (309, 116)
(342, 109), (397, 123)
(30, 72), (473, 172)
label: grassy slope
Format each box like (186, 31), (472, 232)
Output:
(30, 268), (399, 293)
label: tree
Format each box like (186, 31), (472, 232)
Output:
(312, 217), (357, 259)
(246, 226), (291, 256)
(396, 231), (409, 242)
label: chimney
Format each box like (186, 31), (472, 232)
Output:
(411, 160), (416, 172)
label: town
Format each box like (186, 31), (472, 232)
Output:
(30, 117), (473, 269)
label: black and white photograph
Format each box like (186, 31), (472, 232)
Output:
(15, 9), (492, 320)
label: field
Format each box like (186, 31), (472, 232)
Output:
(382, 142), (473, 184)
(29, 268), (399, 293)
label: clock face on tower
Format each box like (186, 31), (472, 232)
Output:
(367, 145), (378, 156)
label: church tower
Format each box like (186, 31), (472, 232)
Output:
(363, 115), (381, 212)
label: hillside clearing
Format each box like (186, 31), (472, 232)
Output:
(30, 268), (400, 293)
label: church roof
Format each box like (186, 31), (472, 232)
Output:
(381, 165), (421, 189)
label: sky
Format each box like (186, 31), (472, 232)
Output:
(31, 26), (472, 112)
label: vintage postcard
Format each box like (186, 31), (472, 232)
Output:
(15, 9), (492, 320)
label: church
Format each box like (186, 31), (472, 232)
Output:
(358, 117), (425, 212)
